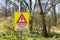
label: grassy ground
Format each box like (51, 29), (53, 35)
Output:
(0, 17), (60, 40)
(0, 36), (60, 40)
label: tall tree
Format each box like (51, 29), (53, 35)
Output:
(29, 0), (33, 33)
(38, 0), (51, 37)
(51, 0), (57, 26)
(5, 0), (10, 17)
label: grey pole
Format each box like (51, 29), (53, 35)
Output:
(19, 0), (23, 40)
(20, 31), (22, 40)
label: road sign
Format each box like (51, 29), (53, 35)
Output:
(17, 14), (27, 23)
(14, 12), (29, 31)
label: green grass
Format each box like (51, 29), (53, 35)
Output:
(0, 33), (59, 40)
(0, 17), (60, 40)
(0, 36), (50, 40)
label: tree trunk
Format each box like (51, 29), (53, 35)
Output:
(53, 7), (57, 26)
(41, 12), (49, 37)
(29, 17), (33, 33)
(29, 0), (32, 10)
(29, 0), (33, 33)
(51, 0), (57, 26)
(5, 0), (8, 17)
(38, 0), (49, 37)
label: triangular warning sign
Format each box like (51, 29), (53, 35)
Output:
(17, 14), (27, 24)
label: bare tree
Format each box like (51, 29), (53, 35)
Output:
(38, 0), (51, 37)
(5, 0), (10, 17)
(51, 0), (57, 26)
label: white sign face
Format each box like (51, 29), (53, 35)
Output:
(16, 24), (28, 31)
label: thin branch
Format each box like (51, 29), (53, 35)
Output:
(29, 0), (32, 10)
(38, 0), (43, 13)
(45, 0), (49, 12)
(23, 0), (29, 9)
(9, 1), (19, 9)
(34, 0), (37, 10)
(46, 6), (51, 14)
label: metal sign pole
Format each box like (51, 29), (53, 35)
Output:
(20, 31), (22, 40)
(19, 0), (22, 40)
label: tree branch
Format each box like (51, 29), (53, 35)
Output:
(29, 0), (32, 10)
(9, 1), (19, 9)
(38, 0), (43, 13)
(46, 6), (51, 14)
(34, 0), (37, 10)
(23, 0), (29, 9)
(45, 0), (49, 12)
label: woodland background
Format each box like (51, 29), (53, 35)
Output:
(0, 0), (60, 40)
